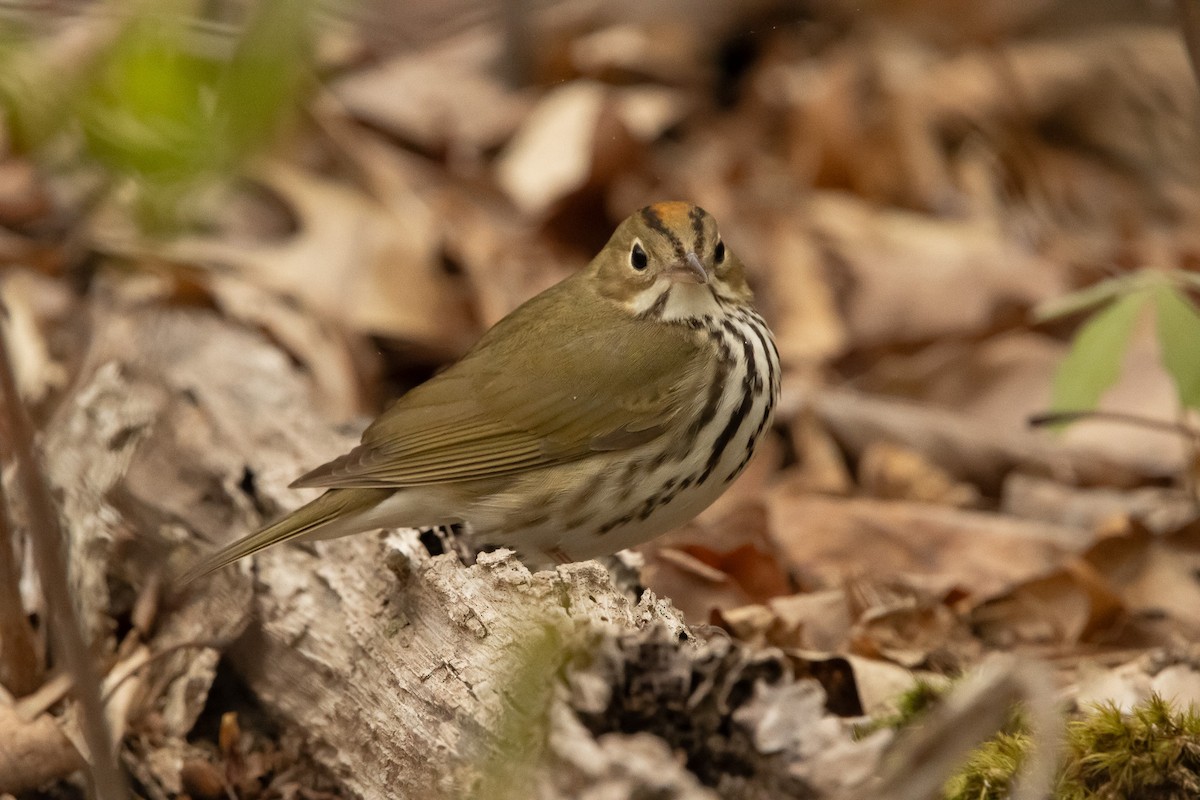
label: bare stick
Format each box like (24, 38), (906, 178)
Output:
(500, 0), (533, 86)
(0, 313), (127, 799)
(1177, 0), (1200, 89)
(1028, 409), (1200, 443)
(0, 456), (41, 696)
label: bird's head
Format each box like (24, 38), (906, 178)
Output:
(591, 202), (753, 320)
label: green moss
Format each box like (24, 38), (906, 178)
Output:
(867, 685), (1200, 800)
(943, 731), (1030, 800)
(1058, 694), (1200, 800)
(854, 677), (949, 738)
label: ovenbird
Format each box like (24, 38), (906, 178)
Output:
(183, 202), (779, 580)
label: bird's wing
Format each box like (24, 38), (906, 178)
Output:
(293, 290), (706, 489)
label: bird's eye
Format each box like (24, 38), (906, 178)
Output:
(630, 241), (649, 271)
(714, 239), (725, 264)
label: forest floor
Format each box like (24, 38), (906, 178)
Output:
(3, 1), (1200, 798)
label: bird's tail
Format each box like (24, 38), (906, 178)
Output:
(179, 487), (392, 584)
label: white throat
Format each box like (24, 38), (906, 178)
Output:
(630, 281), (724, 321)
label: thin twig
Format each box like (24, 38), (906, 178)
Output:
(0, 432), (42, 695)
(500, 0), (533, 87)
(1028, 409), (1200, 443)
(1176, 0), (1200, 90)
(101, 639), (225, 703)
(1178, 403), (1199, 505)
(0, 310), (128, 799)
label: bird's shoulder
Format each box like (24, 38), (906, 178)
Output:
(291, 277), (712, 488)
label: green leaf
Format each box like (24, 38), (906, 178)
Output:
(80, 1), (315, 177)
(1154, 284), (1200, 410)
(81, 9), (226, 180)
(1050, 290), (1150, 413)
(216, 0), (315, 159)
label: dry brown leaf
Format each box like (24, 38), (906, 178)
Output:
(859, 333), (1060, 415)
(805, 386), (1161, 492)
(570, 22), (703, 84)
(758, 24), (1198, 220)
(179, 758), (225, 800)
(858, 441), (980, 508)
(869, 329), (1186, 479)
(331, 28), (535, 154)
(549, 0), (781, 79)
(718, 589), (855, 652)
(0, 702), (83, 793)
(1072, 658), (1152, 712)
(843, 654), (944, 718)
(770, 591), (858, 652)
(434, 191), (577, 329)
(765, 224), (848, 370)
(971, 559), (1125, 649)
(789, 651), (941, 720)
(495, 81), (688, 218)
(1068, 655), (1200, 713)
(0, 160), (51, 227)
(757, 38), (956, 210)
(766, 491), (1090, 599)
(805, 192), (1065, 347)
(495, 81), (617, 217)
(641, 546), (757, 621)
(973, 517), (1200, 649)
(688, 540), (792, 601)
(309, 109), (554, 337)
(116, 161), (473, 357)
(641, 497), (793, 620)
(787, 411), (855, 496)
(850, 597), (979, 670)
(825, 0), (1058, 45)
(715, 602), (781, 646)
(1085, 521), (1200, 631)
(920, 27), (1200, 195)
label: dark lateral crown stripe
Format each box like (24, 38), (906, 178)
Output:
(689, 205), (707, 255)
(640, 205), (687, 258)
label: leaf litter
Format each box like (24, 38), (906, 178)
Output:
(3, 1), (1200, 798)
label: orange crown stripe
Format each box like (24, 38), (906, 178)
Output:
(647, 201), (693, 227)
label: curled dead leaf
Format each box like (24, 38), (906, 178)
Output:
(766, 492), (1088, 599)
(496, 81), (688, 218)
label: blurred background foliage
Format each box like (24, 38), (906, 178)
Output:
(0, 0), (316, 228)
(5, 2), (1200, 797)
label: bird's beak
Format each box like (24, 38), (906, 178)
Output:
(668, 252), (709, 284)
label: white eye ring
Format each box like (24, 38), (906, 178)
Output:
(630, 239), (648, 271)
